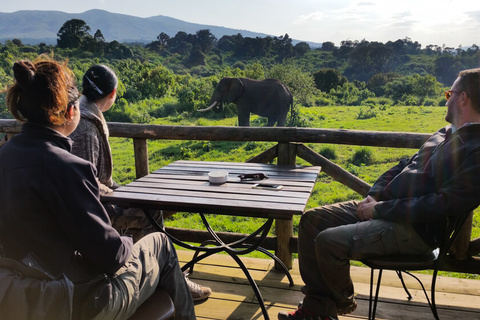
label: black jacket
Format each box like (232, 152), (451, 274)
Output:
(368, 124), (480, 246)
(0, 123), (132, 282)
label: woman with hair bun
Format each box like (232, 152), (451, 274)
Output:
(70, 64), (212, 302)
(0, 56), (196, 319)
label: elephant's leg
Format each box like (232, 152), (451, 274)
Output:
(266, 117), (277, 126)
(238, 106), (251, 126)
(276, 111), (288, 126)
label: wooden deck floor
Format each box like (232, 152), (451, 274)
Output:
(177, 250), (480, 320)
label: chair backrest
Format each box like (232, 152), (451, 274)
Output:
(436, 210), (473, 264)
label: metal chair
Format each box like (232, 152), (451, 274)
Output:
(127, 288), (175, 320)
(361, 211), (472, 320)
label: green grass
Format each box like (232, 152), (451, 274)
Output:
(109, 105), (480, 279)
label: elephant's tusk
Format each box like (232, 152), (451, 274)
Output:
(197, 101), (217, 112)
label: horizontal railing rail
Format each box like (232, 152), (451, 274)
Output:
(2, 119), (478, 272)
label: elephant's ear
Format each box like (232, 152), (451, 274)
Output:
(226, 78), (245, 102)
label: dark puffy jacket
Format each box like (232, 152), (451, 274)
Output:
(0, 123), (132, 281)
(368, 124), (480, 247)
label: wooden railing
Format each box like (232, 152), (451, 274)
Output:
(1, 119), (479, 272)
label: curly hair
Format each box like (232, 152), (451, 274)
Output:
(6, 55), (79, 126)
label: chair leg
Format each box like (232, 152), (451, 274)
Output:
(395, 271), (412, 300)
(368, 268), (374, 320)
(368, 268), (383, 320)
(430, 270), (440, 320)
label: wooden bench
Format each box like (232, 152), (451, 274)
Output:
(127, 289), (175, 320)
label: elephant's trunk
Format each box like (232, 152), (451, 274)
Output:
(197, 101), (218, 112)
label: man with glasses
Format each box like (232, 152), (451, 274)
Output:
(278, 68), (480, 320)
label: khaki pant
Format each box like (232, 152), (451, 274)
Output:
(298, 200), (431, 317)
(93, 232), (195, 320)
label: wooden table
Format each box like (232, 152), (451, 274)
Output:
(102, 160), (320, 319)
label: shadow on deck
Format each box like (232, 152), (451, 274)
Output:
(177, 250), (480, 320)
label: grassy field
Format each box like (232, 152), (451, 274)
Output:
(109, 105), (480, 278)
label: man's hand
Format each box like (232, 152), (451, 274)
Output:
(357, 195), (378, 221)
(98, 182), (113, 195)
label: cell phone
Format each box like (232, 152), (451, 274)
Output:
(252, 183), (283, 190)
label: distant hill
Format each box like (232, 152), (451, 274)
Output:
(0, 9), (322, 47)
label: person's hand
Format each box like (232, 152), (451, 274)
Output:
(98, 183), (113, 195)
(356, 195), (377, 221)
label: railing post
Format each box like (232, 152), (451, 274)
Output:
(276, 142), (298, 270)
(133, 138), (149, 178)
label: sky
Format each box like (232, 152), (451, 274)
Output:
(2, 0), (480, 48)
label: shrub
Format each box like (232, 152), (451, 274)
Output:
(244, 141), (258, 151)
(251, 117), (268, 126)
(346, 163), (360, 176)
(315, 96), (335, 106)
(362, 97), (393, 106)
(357, 107), (377, 120)
(319, 146), (337, 160)
(422, 98), (438, 106)
(349, 147), (374, 166)
(202, 142), (212, 152)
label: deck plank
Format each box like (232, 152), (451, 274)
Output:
(177, 250), (480, 320)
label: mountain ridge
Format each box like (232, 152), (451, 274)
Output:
(0, 9), (321, 47)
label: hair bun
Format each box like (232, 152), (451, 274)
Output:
(13, 60), (36, 88)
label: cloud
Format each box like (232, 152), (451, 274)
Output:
(356, 1), (375, 6)
(380, 11), (417, 29)
(465, 10), (480, 23)
(294, 12), (325, 24)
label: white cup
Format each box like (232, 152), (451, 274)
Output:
(208, 170), (229, 184)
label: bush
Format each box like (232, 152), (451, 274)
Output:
(422, 98), (438, 106)
(346, 163), (360, 176)
(349, 147), (374, 166)
(319, 146), (337, 160)
(399, 94), (420, 106)
(244, 141), (258, 151)
(357, 107), (377, 120)
(438, 97), (448, 106)
(315, 96), (335, 106)
(251, 117), (268, 126)
(362, 97), (393, 106)
(150, 103), (179, 118)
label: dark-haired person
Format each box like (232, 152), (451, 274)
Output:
(69, 64), (211, 302)
(278, 68), (480, 320)
(0, 56), (196, 320)
(70, 64), (159, 237)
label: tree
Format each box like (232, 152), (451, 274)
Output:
(12, 39), (23, 47)
(217, 34), (244, 52)
(321, 41), (335, 51)
(186, 49), (206, 67)
(93, 29), (105, 42)
(272, 33), (294, 59)
(57, 19), (92, 48)
(268, 63), (318, 107)
(194, 29), (216, 53)
(294, 42), (310, 57)
(137, 65), (176, 99)
(313, 68), (347, 93)
(367, 72), (401, 97)
(168, 31), (194, 55)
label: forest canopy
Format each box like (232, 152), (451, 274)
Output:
(1, 19), (479, 123)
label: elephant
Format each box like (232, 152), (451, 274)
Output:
(198, 77), (293, 126)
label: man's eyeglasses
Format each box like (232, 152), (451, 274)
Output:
(445, 90), (462, 100)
